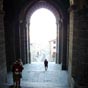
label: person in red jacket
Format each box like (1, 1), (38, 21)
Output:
(12, 59), (24, 87)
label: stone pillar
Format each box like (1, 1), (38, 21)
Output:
(58, 20), (63, 64)
(0, 0), (7, 83)
(19, 20), (27, 64)
(26, 21), (31, 63)
(62, 16), (68, 70)
(56, 20), (59, 63)
(24, 20), (27, 63)
(56, 19), (63, 64)
(15, 19), (20, 59)
(68, 3), (74, 88)
(28, 22), (31, 63)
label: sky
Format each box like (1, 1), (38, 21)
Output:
(30, 8), (57, 46)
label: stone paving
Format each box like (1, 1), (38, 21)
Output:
(1, 62), (69, 88)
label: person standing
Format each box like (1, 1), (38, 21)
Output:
(18, 59), (23, 78)
(12, 60), (24, 87)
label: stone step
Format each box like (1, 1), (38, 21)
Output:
(22, 82), (68, 87)
(1, 82), (69, 88)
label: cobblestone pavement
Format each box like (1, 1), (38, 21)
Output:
(2, 62), (69, 88)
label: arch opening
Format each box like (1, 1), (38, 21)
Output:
(29, 8), (57, 63)
(19, 1), (64, 66)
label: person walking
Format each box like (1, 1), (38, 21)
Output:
(44, 59), (48, 71)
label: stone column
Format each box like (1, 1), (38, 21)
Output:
(56, 20), (59, 63)
(62, 17), (68, 70)
(68, 3), (74, 87)
(56, 19), (63, 64)
(28, 22), (31, 63)
(24, 20), (27, 63)
(19, 20), (27, 64)
(0, 0), (7, 83)
(58, 20), (63, 64)
(26, 21), (31, 63)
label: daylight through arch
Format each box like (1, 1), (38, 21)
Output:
(30, 8), (57, 62)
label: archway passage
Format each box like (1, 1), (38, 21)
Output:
(30, 8), (57, 63)
(1, 0), (72, 87)
(2, 0), (88, 88)
(7, 63), (69, 88)
(19, 0), (67, 70)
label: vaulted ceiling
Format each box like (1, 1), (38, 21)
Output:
(3, 0), (70, 21)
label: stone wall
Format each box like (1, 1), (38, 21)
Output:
(72, 9), (88, 87)
(68, 0), (88, 87)
(0, 0), (7, 83)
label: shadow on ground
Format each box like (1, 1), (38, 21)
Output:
(9, 85), (21, 88)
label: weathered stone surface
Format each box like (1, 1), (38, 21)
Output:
(0, 9), (7, 84)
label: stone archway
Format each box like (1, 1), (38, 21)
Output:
(19, 0), (67, 70)
(26, 1), (61, 64)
